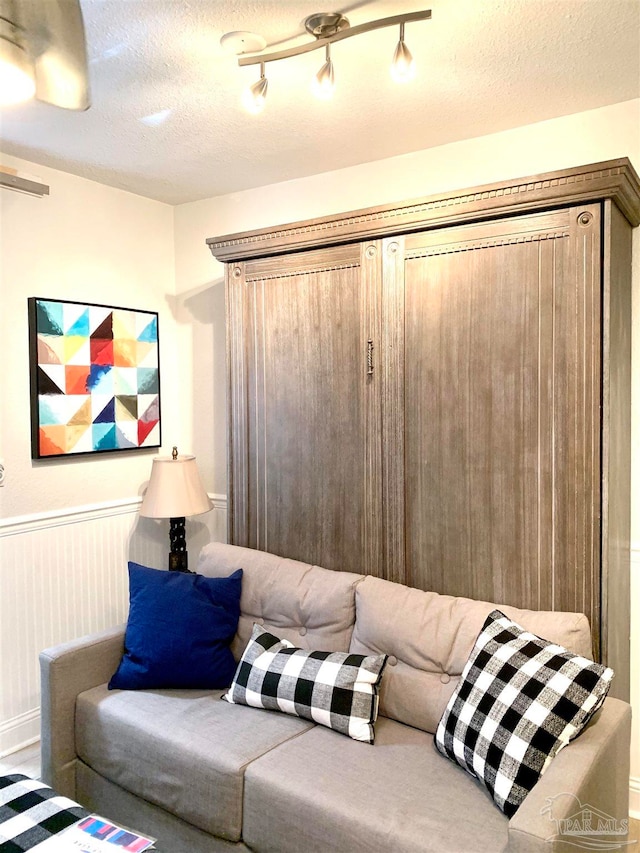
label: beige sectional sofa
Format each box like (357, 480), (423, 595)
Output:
(40, 543), (631, 852)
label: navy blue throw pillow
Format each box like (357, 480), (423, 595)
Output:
(109, 562), (242, 690)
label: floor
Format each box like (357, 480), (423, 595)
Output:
(1, 743), (640, 850)
(0, 742), (41, 779)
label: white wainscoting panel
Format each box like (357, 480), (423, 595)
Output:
(0, 495), (227, 757)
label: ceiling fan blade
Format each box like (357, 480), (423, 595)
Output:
(17, 0), (91, 110)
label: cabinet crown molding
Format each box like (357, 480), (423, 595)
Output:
(207, 158), (640, 263)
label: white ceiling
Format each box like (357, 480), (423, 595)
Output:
(0, 0), (638, 206)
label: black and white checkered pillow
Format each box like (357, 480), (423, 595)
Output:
(0, 774), (89, 851)
(434, 610), (613, 817)
(222, 624), (387, 743)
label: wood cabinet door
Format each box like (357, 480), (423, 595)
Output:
(383, 205), (602, 652)
(226, 241), (383, 575)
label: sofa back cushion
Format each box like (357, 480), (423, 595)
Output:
(197, 543), (364, 659)
(348, 576), (593, 734)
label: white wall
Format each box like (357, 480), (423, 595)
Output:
(0, 154), (178, 516)
(0, 155), (223, 753)
(174, 97), (640, 814)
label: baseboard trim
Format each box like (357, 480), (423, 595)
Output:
(0, 708), (40, 758)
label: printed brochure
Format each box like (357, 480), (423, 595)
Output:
(29, 815), (156, 852)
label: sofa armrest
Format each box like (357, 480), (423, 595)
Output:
(39, 625), (125, 798)
(508, 697), (632, 852)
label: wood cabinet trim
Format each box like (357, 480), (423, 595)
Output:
(207, 159), (640, 262)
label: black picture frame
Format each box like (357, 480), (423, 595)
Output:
(28, 297), (161, 459)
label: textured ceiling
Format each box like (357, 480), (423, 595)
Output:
(0, 0), (638, 205)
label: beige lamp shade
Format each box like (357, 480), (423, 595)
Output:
(140, 453), (212, 519)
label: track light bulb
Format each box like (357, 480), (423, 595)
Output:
(0, 37), (36, 105)
(312, 45), (335, 100)
(390, 24), (415, 82)
(243, 63), (268, 114)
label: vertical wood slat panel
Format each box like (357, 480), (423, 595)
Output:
(0, 497), (228, 755)
(227, 263), (250, 548)
(381, 236), (407, 585)
(400, 207), (602, 646)
(601, 200), (633, 697)
(237, 244), (377, 574)
(361, 241), (384, 579)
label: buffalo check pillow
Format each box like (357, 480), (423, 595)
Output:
(434, 609), (613, 817)
(223, 624), (387, 742)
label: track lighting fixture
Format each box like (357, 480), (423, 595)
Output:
(243, 61), (268, 113)
(223, 9), (431, 115)
(391, 23), (415, 82)
(312, 45), (335, 100)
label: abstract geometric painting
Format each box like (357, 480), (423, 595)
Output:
(28, 298), (161, 458)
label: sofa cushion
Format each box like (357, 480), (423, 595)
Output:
(108, 562), (242, 690)
(349, 575), (593, 734)
(76, 684), (314, 841)
(76, 764), (253, 853)
(197, 543), (364, 658)
(223, 624), (387, 742)
(434, 609), (613, 817)
(243, 716), (509, 853)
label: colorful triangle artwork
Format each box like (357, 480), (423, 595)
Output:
(88, 364), (113, 394)
(94, 424), (117, 450)
(113, 310), (136, 340)
(38, 334), (66, 364)
(91, 338), (114, 366)
(114, 367), (136, 395)
(114, 339), (137, 367)
(69, 398), (92, 426)
(64, 335), (88, 364)
(66, 309), (90, 337)
(30, 299), (161, 458)
(136, 342), (157, 367)
(65, 366), (90, 395)
(94, 397), (116, 424)
(139, 395), (159, 423)
(65, 423), (92, 453)
(138, 419), (159, 445)
(36, 301), (64, 336)
(38, 426), (66, 456)
(37, 337), (62, 365)
(137, 368), (159, 394)
(138, 316), (158, 343)
(116, 395), (138, 420)
(116, 425), (137, 449)
(92, 314), (114, 341)
(37, 366), (65, 395)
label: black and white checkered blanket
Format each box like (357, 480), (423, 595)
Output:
(0, 775), (89, 852)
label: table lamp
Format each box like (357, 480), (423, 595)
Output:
(140, 446), (212, 572)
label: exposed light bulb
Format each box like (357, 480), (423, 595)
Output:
(312, 45), (335, 100)
(242, 63), (268, 114)
(390, 24), (415, 83)
(0, 39), (36, 106)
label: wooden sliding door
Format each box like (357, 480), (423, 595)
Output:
(385, 205), (602, 653)
(226, 241), (383, 575)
